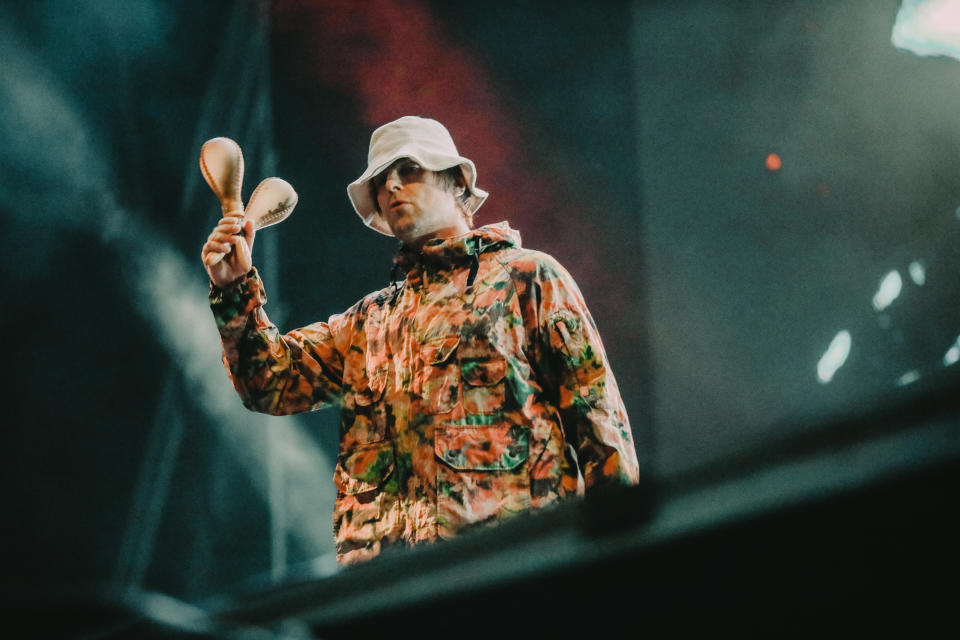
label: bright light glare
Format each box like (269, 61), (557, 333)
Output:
(896, 370), (921, 386)
(818, 330), (852, 384)
(908, 261), (926, 285)
(892, 0), (960, 60)
(872, 270), (903, 311)
(945, 337), (960, 366)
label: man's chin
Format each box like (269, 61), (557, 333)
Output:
(389, 222), (420, 244)
(386, 212), (415, 233)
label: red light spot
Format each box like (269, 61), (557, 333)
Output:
(766, 153), (782, 171)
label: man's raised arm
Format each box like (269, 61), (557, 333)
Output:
(203, 214), (346, 415)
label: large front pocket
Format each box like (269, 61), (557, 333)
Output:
(334, 441), (395, 496)
(333, 441), (395, 554)
(418, 334), (460, 414)
(434, 424), (531, 537)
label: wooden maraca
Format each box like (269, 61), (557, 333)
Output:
(200, 137), (298, 264)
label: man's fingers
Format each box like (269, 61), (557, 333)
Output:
(243, 219), (256, 250)
(209, 231), (235, 244)
(202, 240), (232, 257)
(200, 214), (251, 284)
(210, 217), (242, 239)
(216, 218), (242, 232)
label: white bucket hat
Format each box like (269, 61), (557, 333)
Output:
(347, 116), (489, 236)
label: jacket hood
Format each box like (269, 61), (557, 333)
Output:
(393, 221), (522, 274)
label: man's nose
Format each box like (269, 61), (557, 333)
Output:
(384, 172), (402, 192)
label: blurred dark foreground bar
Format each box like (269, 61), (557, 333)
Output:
(7, 367), (960, 638)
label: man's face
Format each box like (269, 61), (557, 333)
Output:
(372, 158), (468, 246)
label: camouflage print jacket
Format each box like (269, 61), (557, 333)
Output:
(210, 221), (639, 564)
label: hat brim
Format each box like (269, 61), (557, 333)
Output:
(347, 147), (488, 236)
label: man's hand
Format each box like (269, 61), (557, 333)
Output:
(202, 213), (256, 288)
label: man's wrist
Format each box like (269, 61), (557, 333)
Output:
(209, 268), (256, 295)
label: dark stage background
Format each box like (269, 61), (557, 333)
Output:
(2, 0), (958, 634)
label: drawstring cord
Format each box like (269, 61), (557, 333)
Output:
(466, 235), (481, 289)
(389, 262), (404, 305)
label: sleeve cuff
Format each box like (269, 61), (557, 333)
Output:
(209, 267), (267, 327)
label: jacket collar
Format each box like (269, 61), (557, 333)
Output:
(392, 221), (521, 274)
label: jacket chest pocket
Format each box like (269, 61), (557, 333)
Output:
(345, 304), (390, 445)
(418, 334), (460, 414)
(461, 357), (507, 416)
(342, 357), (388, 447)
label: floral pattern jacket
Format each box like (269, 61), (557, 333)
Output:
(210, 222), (639, 564)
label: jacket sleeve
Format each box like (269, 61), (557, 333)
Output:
(533, 257), (640, 489)
(209, 267), (347, 415)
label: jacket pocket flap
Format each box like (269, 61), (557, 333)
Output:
(435, 425), (529, 471)
(353, 367), (387, 406)
(334, 442), (394, 495)
(423, 335), (460, 365)
(461, 358), (506, 386)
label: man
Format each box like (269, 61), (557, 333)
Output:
(202, 116), (639, 564)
